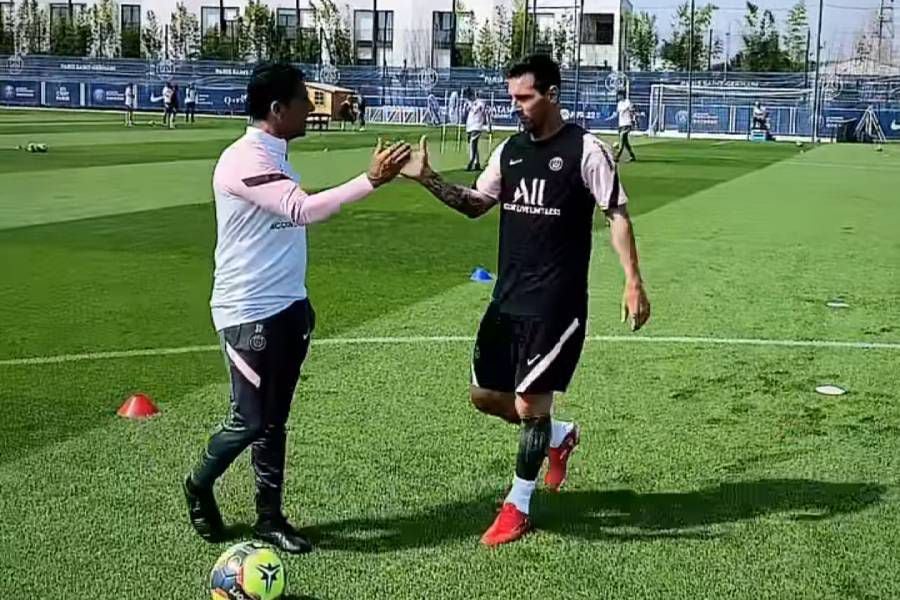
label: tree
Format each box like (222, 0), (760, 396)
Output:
(783, 0), (808, 71)
(312, 0), (351, 65)
(141, 9), (162, 60)
(170, 2), (200, 60)
(88, 0), (118, 58)
(50, 8), (92, 56)
(731, 2), (790, 72)
(625, 11), (658, 71)
(660, 2), (718, 71)
(15, 0), (47, 54)
(242, 0), (274, 61)
(0, 1), (15, 54)
(510, 0), (528, 62)
(474, 17), (497, 69)
(494, 5), (511, 68)
(551, 12), (574, 67)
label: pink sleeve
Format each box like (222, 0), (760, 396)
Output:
(220, 144), (374, 225)
(474, 139), (507, 199)
(581, 134), (628, 210)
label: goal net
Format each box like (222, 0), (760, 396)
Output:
(648, 84), (815, 138)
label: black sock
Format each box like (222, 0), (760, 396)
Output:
(516, 416), (551, 481)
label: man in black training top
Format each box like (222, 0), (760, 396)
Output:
(401, 54), (650, 546)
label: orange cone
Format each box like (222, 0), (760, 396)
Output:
(117, 393), (159, 419)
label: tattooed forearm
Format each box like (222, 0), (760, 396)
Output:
(420, 170), (497, 218)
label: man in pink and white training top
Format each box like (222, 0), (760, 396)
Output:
(183, 62), (411, 554)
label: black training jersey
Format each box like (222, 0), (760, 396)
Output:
(474, 123), (627, 316)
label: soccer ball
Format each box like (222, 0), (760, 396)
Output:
(210, 542), (286, 600)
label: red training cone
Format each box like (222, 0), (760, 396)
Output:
(117, 393), (159, 419)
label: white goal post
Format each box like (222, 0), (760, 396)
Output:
(648, 84), (815, 139)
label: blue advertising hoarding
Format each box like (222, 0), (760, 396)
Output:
(45, 82), (80, 107)
(1, 80), (40, 106)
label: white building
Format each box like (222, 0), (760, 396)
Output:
(3, 0), (630, 68)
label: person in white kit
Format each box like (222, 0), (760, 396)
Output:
(608, 89), (637, 162)
(184, 83), (197, 124)
(162, 81), (175, 129)
(183, 62), (411, 554)
(465, 89), (491, 171)
(124, 83), (135, 127)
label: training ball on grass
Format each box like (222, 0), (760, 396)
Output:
(210, 542), (285, 600)
(795, 141), (803, 148)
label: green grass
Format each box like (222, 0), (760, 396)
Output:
(1, 109), (899, 599)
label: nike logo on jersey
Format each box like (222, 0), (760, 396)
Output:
(526, 354), (541, 366)
(509, 158), (524, 165)
(891, 120), (900, 131)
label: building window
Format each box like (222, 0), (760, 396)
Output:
(120, 4), (140, 31)
(354, 9), (392, 63)
(432, 12), (452, 50)
(120, 4), (141, 57)
(432, 11), (474, 48)
(581, 13), (614, 45)
(377, 10), (393, 47)
(313, 90), (324, 104)
(201, 6), (240, 38)
(276, 8), (315, 42)
(49, 3), (86, 27)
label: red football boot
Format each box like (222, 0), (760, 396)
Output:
(480, 502), (532, 546)
(544, 424), (580, 492)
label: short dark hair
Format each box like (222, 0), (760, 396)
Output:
(507, 54), (561, 94)
(246, 62), (306, 120)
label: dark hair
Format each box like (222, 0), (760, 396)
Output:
(246, 62), (306, 120)
(507, 54), (561, 94)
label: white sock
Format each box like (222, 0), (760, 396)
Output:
(550, 420), (574, 448)
(505, 476), (536, 514)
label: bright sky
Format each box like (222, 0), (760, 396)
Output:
(632, 0), (898, 62)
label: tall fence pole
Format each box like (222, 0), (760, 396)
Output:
(811, 0), (824, 143)
(687, 0), (695, 140)
(572, 0), (583, 125)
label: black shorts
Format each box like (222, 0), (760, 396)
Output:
(472, 303), (586, 395)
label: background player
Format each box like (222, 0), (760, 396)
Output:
(184, 83), (197, 124)
(162, 81), (175, 129)
(401, 54), (650, 546)
(124, 83), (135, 127)
(183, 62), (411, 555)
(607, 89), (637, 162)
(465, 89), (491, 171)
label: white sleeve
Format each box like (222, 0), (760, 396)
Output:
(474, 138), (507, 200)
(581, 133), (627, 210)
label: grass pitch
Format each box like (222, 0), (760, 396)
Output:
(1, 109), (899, 599)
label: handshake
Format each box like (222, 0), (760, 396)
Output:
(365, 135), (431, 188)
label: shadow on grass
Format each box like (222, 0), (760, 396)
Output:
(309, 478), (886, 552)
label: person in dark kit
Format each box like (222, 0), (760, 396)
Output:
(400, 55), (650, 546)
(339, 96), (353, 130)
(356, 94), (366, 131)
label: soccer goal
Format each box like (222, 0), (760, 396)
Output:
(648, 84), (815, 140)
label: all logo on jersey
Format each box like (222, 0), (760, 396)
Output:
(549, 157), (564, 171)
(504, 178), (561, 217)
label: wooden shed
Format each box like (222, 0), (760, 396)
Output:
(306, 82), (355, 121)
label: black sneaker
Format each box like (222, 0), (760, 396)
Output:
(254, 515), (313, 554)
(183, 475), (226, 542)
